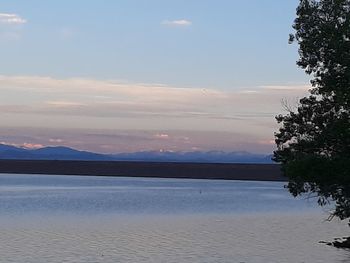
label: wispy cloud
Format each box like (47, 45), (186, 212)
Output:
(0, 75), (309, 149)
(46, 101), (86, 107)
(260, 85), (310, 91)
(0, 75), (309, 121)
(0, 13), (27, 25)
(154, 133), (170, 139)
(0, 141), (43, 149)
(0, 128), (278, 154)
(162, 19), (192, 26)
(49, 138), (64, 143)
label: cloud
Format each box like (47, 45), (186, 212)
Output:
(0, 141), (43, 149)
(257, 139), (275, 145)
(0, 13), (27, 25)
(0, 75), (309, 121)
(162, 19), (192, 26)
(46, 101), (86, 107)
(0, 128), (278, 154)
(260, 85), (310, 91)
(154, 133), (170, 139)
(49, 138), (64, 143)
(0, 75), (309, 146)
(22, 142), (44, 149)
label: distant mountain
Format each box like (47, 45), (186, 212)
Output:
(0, 144), (273, 163)
(0, 144), (110, 161)
(0, 144), (29, 159)
(111, 150), (273, 163)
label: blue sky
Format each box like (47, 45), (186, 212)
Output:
(0, 1), (311, 153)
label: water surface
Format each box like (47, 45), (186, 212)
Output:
(0, 174), (348, 263)
(0, 174), (315, 215)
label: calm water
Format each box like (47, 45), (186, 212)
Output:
(0, 174), (349, 262)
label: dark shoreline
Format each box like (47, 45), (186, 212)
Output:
(0, 159), (285, 181)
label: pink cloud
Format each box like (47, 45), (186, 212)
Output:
(49, 138), (64, 143)
(154, 133), (170, 139)
(258, 140), (275, 145)
(0, 141), (44, 149)
(21, 143), (44, 149)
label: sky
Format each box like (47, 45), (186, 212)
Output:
(0, 0), (311, 154)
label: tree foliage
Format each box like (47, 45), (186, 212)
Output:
(274, 0), (350, 223)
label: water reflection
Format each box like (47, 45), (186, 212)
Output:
(0, 174), (316, 215)
(0, 214), (349, 263)
(0, 174), (349, 262)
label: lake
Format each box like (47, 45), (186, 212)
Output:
(0, 174), (349, 262)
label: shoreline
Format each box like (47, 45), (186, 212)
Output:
(0, 159), (285, 181)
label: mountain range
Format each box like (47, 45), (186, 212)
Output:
(0, 144), (273, 163)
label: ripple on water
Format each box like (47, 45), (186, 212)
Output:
(0, 174), (349, 262)
(0, 213), (349, 263)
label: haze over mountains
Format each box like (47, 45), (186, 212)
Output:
(0, 144), (273, 164)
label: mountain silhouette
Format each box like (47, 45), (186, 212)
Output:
(0, 144), (273, 163)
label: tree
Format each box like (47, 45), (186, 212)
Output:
(273, 0), (350, 225)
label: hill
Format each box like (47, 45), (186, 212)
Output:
(0, 144), (273, 163)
